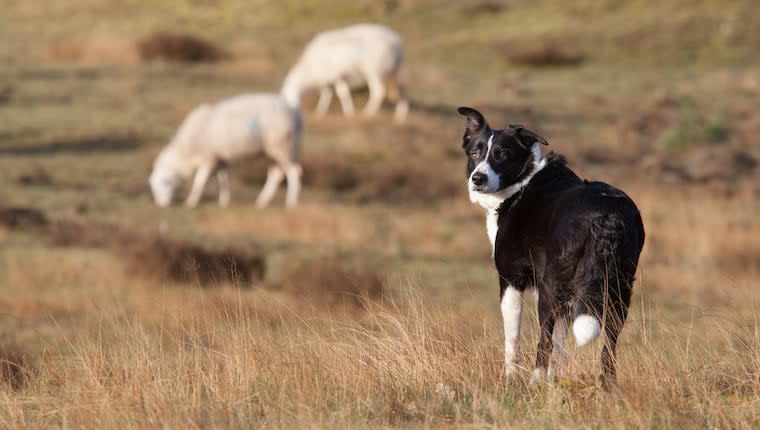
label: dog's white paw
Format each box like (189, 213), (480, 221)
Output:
(529, 368), (549, 385)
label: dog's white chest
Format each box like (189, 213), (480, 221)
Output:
(486, 209), (499, 256)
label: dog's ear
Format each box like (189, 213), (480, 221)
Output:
(509, 123), (548, 147)
(457, 107), (488, 145)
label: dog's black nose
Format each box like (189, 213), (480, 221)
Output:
(471, 172), (488, 187)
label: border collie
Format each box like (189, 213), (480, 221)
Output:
(457, 107), (645, 385)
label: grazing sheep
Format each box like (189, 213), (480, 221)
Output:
(281, 23), (409, 123)
(149, 93), (302, 208)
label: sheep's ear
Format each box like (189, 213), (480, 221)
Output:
(457, 107), (488, 146)
(509, 123), (548, 147)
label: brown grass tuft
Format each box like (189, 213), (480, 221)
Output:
(506, 42), (586, 67)
(120, 236), (264, 286)
(0, 85), (13, 103)
(281, 255), (385, 310)
(0, 207), (265, 286)
(12, 167), (52, 186)
(137, 31), (228, 63)
(0, 207), (48, 230)
(0, 347), (32, 390)
(461, 0), (509, 15)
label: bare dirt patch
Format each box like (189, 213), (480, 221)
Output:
(47, 32), (138, 65)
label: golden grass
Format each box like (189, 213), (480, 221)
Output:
(2, 0), (760, 428)
(0, 282), (757, 429)
(1, 183), (759, 428)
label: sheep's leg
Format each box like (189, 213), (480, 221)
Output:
(256, 165), (285, 208)
(283, 163), (302, 208)
(185, 162), (214, 208)
(388, 76), (409, 123)
(217, 167), (231, 207)
(363, 73), (386, 117)
(314, 87), (333, 117)
(334, 79), (355, 117)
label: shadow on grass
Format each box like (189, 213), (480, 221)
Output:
(0, 131), (139, 156)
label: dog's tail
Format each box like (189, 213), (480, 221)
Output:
(572, 314), (601, 347)
(571, 210), (639, 347)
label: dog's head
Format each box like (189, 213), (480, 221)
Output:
(457, 106), (548, 210)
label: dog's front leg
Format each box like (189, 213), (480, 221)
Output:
(500, 283), (523, 377)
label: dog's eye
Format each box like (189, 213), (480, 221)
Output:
(470, 147), (482, 160)
(492, 147), (508, 162)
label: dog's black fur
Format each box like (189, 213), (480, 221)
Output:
(458, 106), (645, 382)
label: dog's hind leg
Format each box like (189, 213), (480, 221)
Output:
(549, 316), (569, 377)
(600, 274), (632, 388)
(532, 295), (557, 382)
(600, 323), (621, 389)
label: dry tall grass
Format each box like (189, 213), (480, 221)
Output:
(2, 0), (760, 428)
(0, 285), (757, 429)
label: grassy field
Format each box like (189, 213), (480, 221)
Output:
(1, 0), (760, 428)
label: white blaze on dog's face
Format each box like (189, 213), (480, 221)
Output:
(457, 107), (548, 211)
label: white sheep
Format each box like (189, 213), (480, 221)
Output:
(281, 23), (409, 123)
(149, 93), (302, 208)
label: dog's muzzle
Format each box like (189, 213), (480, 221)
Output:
(471, 172), (488, 188)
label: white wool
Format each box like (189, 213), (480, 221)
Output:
(281, 24), (408, 122)
(149, 93), (303, 208)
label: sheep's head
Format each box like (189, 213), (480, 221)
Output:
(280, 68), (304, 108)
(149, 167), (182, 207)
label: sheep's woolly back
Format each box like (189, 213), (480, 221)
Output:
(172, 104), (213, 147)
(282, 24), (404, 99)
(158, 94), (301, 175)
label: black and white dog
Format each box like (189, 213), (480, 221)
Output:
(457, 107), (645, 384)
